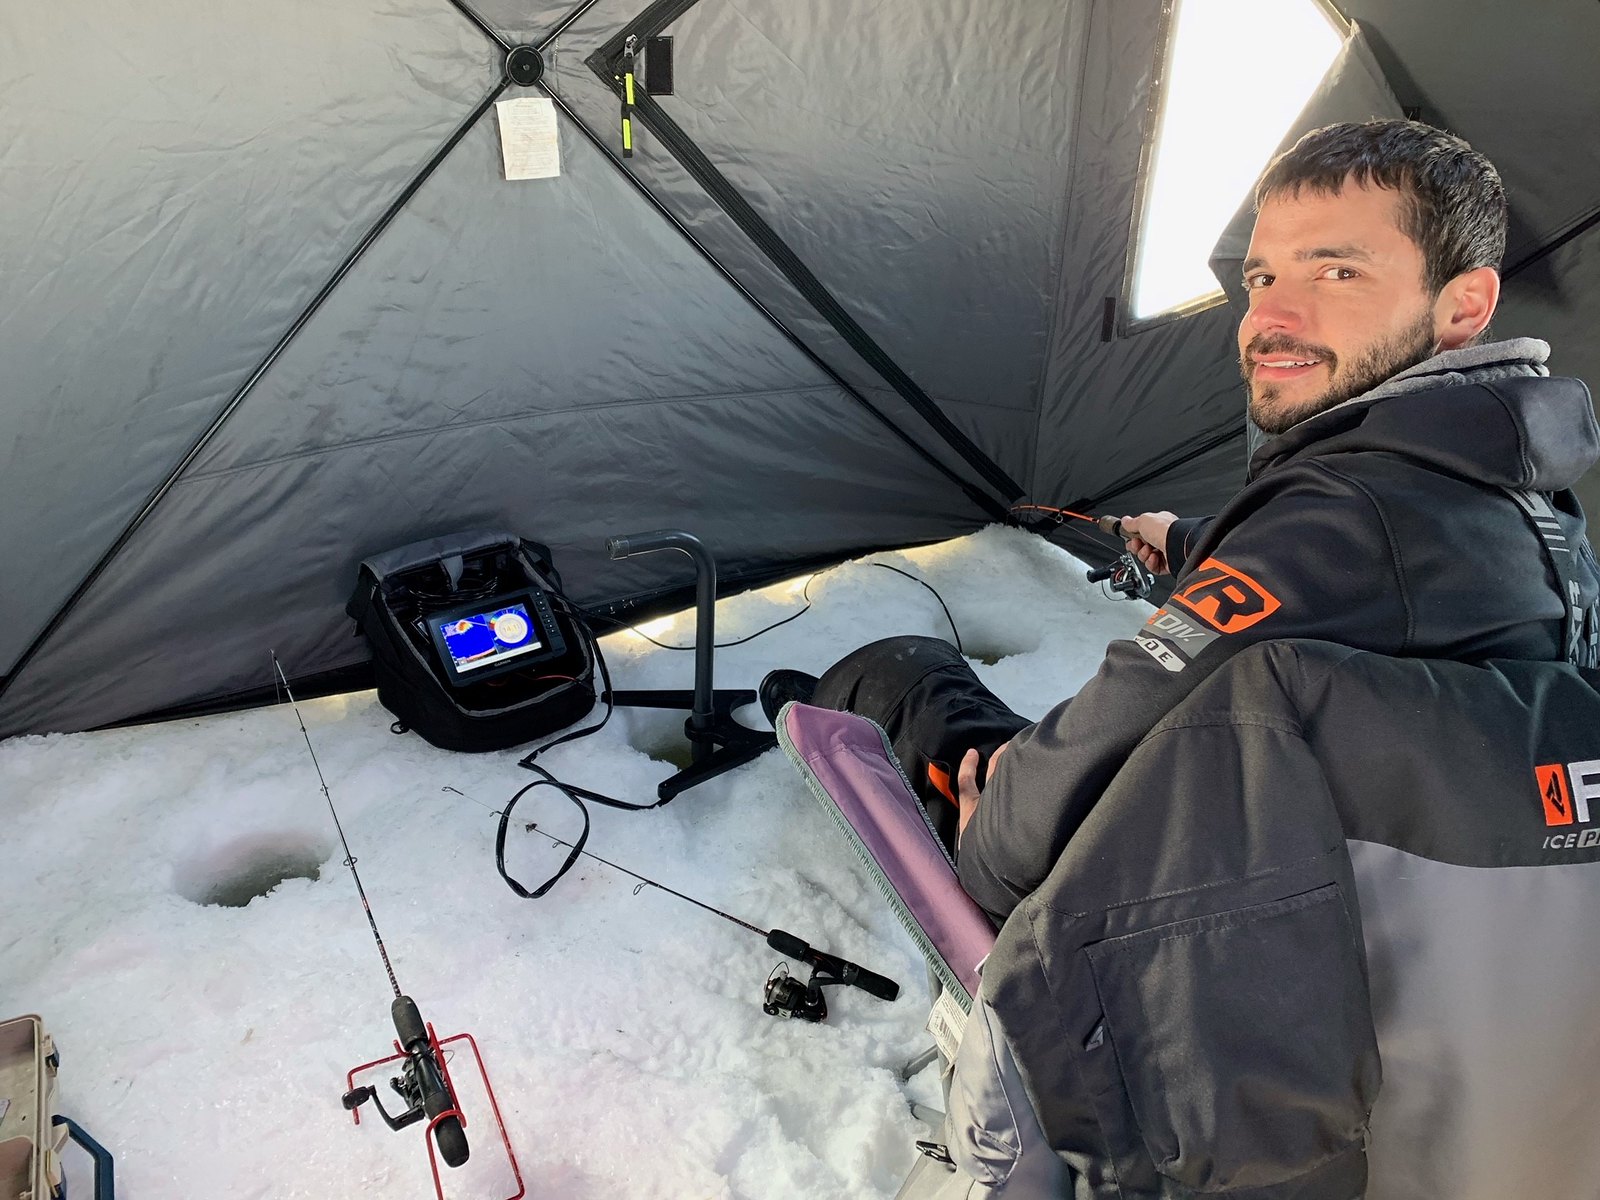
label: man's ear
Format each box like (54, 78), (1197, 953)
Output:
(1433, 265), (1501, 349)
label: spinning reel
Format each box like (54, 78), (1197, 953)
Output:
(760, 929), (899, 1024)
(341, 997), (469, 1168)
(1085, 552), (1156, 601)
(763, 963), (830, 1022)
(1085, 515), (1157, 601)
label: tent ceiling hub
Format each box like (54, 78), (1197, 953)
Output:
(507, 45), (545, 88)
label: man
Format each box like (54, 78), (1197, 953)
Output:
(763, 119), (1600, 924)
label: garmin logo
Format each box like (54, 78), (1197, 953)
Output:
(1537, 760), (1600, 850)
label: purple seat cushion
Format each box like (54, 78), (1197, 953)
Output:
(780, 702), (996, 1001)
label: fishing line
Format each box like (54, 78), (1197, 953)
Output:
(1008, 504), (1156, 601)
(273, 652), (475, 1171)
(442, 784), (765, 935)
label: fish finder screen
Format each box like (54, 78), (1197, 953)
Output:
(436, 601), (543, 674)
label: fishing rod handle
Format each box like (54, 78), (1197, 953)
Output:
(392, 995), (429, 1048)
(766, 929), (899, 1002)
(392, 996), (471, 1168)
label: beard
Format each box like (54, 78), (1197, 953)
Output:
(1242, 309), (1438, 435)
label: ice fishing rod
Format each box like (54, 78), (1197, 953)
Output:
(1009, 503), (1157, 601)
(444, 784), (899, 1023)
(271, 654), (471, 1171)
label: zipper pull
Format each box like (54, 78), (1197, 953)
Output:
(618, 35), (639, 158)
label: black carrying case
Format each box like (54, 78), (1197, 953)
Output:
(347, 530), (596, 753)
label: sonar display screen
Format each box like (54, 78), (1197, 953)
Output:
(436, 601), (543, 674)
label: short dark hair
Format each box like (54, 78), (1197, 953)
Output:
(1256, 119), (1507, 294)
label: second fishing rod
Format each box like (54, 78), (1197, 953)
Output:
(444, 780), (899, 1023)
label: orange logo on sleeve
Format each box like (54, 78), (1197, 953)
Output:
(1537, 763), (1575, 826)
(1169, 558), (1282, 634)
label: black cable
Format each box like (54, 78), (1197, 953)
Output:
(495, 772), (592, 898)
(868, 564), (963, 656)
(579, 575), (817, 650)
(580, 561), (960, 653)
(509, 556), (961, 821)
(513, 586), (656, 806)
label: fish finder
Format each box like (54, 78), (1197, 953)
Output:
(425, 587), (567, 686)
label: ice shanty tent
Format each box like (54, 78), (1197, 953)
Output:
(3, 0), (1598, 737)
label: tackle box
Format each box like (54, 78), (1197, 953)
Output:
(0, 1014), (114, 1200)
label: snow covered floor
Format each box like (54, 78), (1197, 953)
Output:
(0, 526), (1146, 1200)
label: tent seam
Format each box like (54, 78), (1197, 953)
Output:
(0, 74), (511, 710)
(1025, 0), (1097, 504)
(541, 89), (1009, 520)
(177, 383), (865, 482)
(857, 386), (1040, 417)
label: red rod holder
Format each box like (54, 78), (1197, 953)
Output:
(345, 1024), (525, 1200)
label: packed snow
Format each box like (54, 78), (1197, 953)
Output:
(0, 526), (1147, 1200)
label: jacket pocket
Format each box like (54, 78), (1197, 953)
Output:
(1082, 884), (1379, 1194)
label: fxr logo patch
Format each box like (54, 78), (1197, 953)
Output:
(1537, 764), (1575, 826)
(1537, 760), (1600, 828)
(1169, 558), (1282, 634)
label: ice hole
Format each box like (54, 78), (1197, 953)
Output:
(173, 830), (333, 908)
(622, 711), (697, 772)
(961, 635), (1042, 667)
(956, 609), (1045, 666)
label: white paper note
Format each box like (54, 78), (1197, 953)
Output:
(495, 97), (561, 181)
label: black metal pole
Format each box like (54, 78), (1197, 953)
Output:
(606, 529), (717, 757)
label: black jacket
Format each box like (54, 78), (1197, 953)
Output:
(959, 373), (1600, 922)
(977, 641), (1600, 1200)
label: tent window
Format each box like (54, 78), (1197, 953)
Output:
(1126, 0), (1346, 325)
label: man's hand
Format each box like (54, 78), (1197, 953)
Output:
(1119, 511), (1179, 576)
(956, 739), (1011, 846)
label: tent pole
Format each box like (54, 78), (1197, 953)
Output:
(583, 0), (1025, 504)
(541, 87), (1011, 521)
(538, 0), (604, 50)
(442, 0), (512, 52)
(0, 77), (512, 709)
(1504, 205), (1600, 281)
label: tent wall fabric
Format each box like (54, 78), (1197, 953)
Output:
(0, 0), (496, 684)
(2, 0), (1598, 737)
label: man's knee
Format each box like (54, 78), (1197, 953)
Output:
(814, 636), (965, 714)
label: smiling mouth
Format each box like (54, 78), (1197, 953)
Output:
(1253, 357), (1324, 376)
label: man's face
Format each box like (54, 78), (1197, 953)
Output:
(1238, 181), (1440, 434)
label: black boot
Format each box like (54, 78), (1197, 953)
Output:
(758, 669), (819, 725)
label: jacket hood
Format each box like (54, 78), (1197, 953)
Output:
(1250, 343), (1600, 491)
